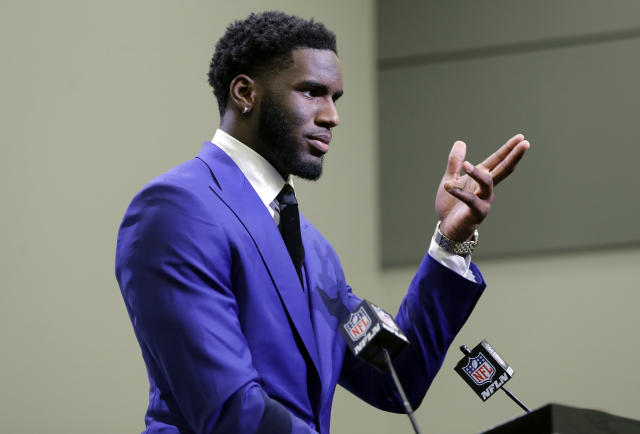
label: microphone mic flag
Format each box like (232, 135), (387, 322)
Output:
(455, 340), (514, 401)
(339, 299), (410, 370)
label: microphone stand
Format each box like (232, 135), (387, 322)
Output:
(383, 349), (422, 434)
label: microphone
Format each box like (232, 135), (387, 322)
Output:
(455, 340), (530, 413)
(339, 299), (410, 370)
(340, 299), (421, 434)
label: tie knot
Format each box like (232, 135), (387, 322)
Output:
(277, 184), (297, 206)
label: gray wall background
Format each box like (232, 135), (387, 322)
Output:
(379, 0), (640, 265)
(1, 1), (638, 433)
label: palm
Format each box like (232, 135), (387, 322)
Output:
(436, 170), (481, 228)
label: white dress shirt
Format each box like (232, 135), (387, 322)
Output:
(211, 129), (476, 282)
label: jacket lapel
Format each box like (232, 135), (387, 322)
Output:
(196, 142), (322, 378)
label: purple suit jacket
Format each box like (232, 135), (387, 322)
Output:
(115, 142), (486, 433)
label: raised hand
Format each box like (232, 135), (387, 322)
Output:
(435, 134), (530, 242)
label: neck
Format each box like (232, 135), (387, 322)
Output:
(220, 111), (289, 181)
(219, 115), (253, 149)
(218, 115), (289, 181)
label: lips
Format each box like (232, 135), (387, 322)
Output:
(306, 133), (331, 154)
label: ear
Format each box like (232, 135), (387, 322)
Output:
(229, 74), (255, 114)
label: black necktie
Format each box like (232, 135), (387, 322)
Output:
(276, 184), (305, 286)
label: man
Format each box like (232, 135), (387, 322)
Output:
(115, 11), (529, 434)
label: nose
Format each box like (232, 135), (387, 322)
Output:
(316, 98), (340, 129)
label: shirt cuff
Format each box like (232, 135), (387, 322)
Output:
(428, 236), (477, 283)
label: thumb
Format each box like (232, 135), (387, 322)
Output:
(445, 140), (467, 179)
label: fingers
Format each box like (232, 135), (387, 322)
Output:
(481, 133), (525, 170)
(463, 161), (493, 199)
(443, 182), (490, 220)
(491, 140), (530, 185)
(444, 161), (493, 218)
(445, 141), (467, 179)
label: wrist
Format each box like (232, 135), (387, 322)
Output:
(434, 221), (478, 256)
(438, 219), (478, 241)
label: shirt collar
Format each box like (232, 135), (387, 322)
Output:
(211, 129), (294, 210)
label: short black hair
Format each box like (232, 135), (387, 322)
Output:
(208, 11), (337, 115)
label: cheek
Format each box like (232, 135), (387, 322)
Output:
(287, 96), (315, 127)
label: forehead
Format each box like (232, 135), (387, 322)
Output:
(273, 48), (343, 89)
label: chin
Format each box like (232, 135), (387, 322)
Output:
(286, 153), (324, 181)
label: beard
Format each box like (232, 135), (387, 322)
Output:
(256, 92), (323, 181)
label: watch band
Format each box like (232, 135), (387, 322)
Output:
(434, 221), (478, 256)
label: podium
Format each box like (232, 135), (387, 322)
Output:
(481, 403), (640, 433)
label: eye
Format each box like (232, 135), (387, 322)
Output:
(296, 82), (333, 99)
(302, 88), (319, 98)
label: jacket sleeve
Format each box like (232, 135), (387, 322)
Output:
(115, 183), (316, 434)
(338, 253), (486, 412)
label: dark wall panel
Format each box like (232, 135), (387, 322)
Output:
(378, 3), (640, 265)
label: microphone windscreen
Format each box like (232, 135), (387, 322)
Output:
(454, 340), (514, 401)
(339, 299), (410, 370)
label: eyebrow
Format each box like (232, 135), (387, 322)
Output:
(298, 80), (344, 101)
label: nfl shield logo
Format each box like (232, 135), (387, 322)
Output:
(371, 303), (398, 332)
(344, 307), (371, 341)
(463, 353), (496, 385)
